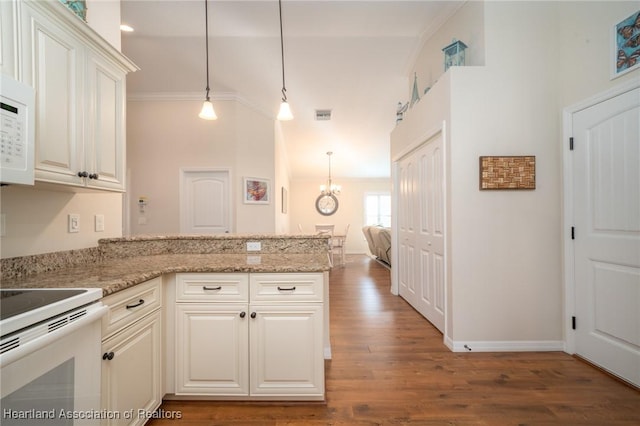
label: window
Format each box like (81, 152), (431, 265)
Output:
(365, 193), (391, 227)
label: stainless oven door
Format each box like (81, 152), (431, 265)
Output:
(1, 304), (107, 425)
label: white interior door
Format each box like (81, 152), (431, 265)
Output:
(180, 169), (231, 234)
(397, 133), (445, 332)
(572, 86), (639, 387)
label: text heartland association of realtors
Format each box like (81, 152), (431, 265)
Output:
(2, 408), (182, 420)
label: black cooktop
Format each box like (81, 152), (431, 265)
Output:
(0, 289), (88, 321)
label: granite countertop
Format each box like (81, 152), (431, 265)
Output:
(0, 253), (330, 297)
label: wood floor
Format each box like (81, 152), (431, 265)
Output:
(149, 255), (640, 425)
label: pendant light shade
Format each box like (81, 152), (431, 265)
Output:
(199, 100), (217, 120)
(277, 0), (293, 121)
(199, 0), (217, 120)
(277, 100), (293, 121)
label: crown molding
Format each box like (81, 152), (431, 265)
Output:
(127, 91), (273, 119)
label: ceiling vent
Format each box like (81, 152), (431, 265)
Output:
(315, 109), (332, 121)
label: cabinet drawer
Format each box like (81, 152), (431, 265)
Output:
(250, 273), (324, 303)
(102, 277), (162, 339)
(176, 273), (249, 302)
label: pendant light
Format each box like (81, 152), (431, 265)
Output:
(198, 0), (217, 120)
(277, 0), (293, 121)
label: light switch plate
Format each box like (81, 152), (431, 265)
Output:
(68, 214), (80, 233)
(95, 214), (105, 232)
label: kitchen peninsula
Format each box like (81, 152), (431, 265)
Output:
(1, 234), (332, 419)
(1, 234), (331, 293)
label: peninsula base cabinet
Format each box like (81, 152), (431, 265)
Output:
(174, 273), (325, 401)
(101, 278), (163, 426)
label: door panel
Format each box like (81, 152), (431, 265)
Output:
(573, 87), (640, 387)
(181, 169), (230, 234)
(397, 133), (445, 332)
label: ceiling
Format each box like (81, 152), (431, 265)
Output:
(120, 0), (463, 180)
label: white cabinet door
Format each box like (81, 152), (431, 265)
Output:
(101, 310), (162, 426)
(175, 303), (249, 396)
(85, 50), (126, 190)
(1, 0), (18, 78)
(17, 0), (136, 191)
(249, 305), (324, 397)
(21, 3), (84, 186)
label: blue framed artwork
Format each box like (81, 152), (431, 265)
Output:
(612, 10), (640, 79)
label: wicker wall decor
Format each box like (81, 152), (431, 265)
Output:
(479, 156), (536, 190)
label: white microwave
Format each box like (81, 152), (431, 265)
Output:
(0, 74), (35, 185)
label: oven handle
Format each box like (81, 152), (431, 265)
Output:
(0, 304), (108, 368)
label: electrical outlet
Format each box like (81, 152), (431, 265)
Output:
(247, 241), (261, 251)
(95, 214), (105, 232)
(68, 214), (80, 233)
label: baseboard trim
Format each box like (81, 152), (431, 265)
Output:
(324, 347), (332, 360)
(445, 338), (565, 353)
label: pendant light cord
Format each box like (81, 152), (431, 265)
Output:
(204, 0), (211, 101)
(279, 0), (287, 102)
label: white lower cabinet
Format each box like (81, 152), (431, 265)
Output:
(175, 273), (325, 400)
(101, 278), (163, 425)
(249, 304), (324, 397)
(176, 303), (249, 395)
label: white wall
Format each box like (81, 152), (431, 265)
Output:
(126, 98), (276, 235)
(86, 0), (121, 50)
(411, 0), (485, 95)
(0, 185), (123, 258)
(274, 122), (291, 234)
(392, 1), (639, 346)
(290, 177), (391, 255)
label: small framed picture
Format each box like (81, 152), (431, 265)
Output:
(612, 10), (640, 79)
(243, 177), (270, 204)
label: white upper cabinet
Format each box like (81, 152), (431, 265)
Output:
(0, 0), (18, 78)
(14, 0), (137, 191)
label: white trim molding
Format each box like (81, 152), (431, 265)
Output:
(127, 91), (273, 119)
(445, 337), (565, 353)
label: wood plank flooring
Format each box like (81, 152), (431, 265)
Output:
(149, 255), (639, 425)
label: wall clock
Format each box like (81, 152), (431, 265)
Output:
(315, 194), (338, 216)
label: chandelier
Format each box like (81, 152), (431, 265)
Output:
(320, 151), (341, 195)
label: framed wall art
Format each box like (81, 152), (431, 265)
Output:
(479, 156), (536, 190)
(612, 10), (640, 79)
(243, 177), (270, 204)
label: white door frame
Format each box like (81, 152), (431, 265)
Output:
(562, 78), (639, 354)
(179, 167), (233, 234)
